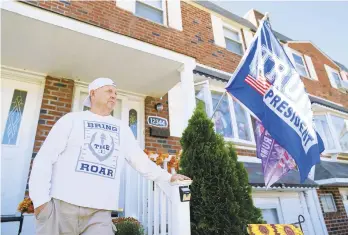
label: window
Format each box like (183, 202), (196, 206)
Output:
(223, 27), (243, 55)
(292, 53), (309, 77)
(331, 116), (348, 152)
(339, 189), (348, 215)
(314, 114), (348, 153)
(320, 194), (337, 213)
(314, 115), (336, 151)
(129, 109), (138, 139)
(261, 208), (280, 224)
(331, 72), (342, 87)
(135, 0), (164, 25)
(325, 65), (342, 88)
(2, 89), (27, 145)
(212, 91), (234, 138)
(195, 81), (254, 144)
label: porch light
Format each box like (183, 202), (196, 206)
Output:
(179, 186), (191, 202)
(155, 102), (164, 112)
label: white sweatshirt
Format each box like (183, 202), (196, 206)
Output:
(29, 110), (172, 210)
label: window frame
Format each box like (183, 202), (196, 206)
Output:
(254, 201), (284, 224)
(290, 49), (310, 79)
(320, 193), (337, 213)
(339, 188), (348, 215)
(314, 111), (348, 154)
(135, 0), (167, 26)
(222, 23), (245, 56)
(324, 65), (343, 89)
(194, 81), (255, 146)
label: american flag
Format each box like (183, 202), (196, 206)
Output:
(244, 74), (271, 95)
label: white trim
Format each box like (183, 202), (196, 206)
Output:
(319, 193), (337, 213)
(315, 178), (348, 185)
(252, 186), (317, 192)
(324, 64), (342, 89)
(312, 103), (347, 118)
(286, 47), (311, 79)
(237, 155), (261, 163)
(135, 0), (167, 26)
(307, 189), (329, 235)
(222, 23), (245, 55)
(314, 112), (348, 154)
(211, 14), (225, 48)
(209, 85), (255, 145)
(299, 191), (316, 235)
(196, 63), (233, 77)
(256, 203), (283, 224)
(287, 41), (339, 69)
(320, 157), (348, 163)
(310, 94), (344, 107)
(1, 65), (46, 85)
(235, 145), (256, 151)
(1, 1), (195, 66)
(1, 72), (44, 217)
(73, 80), (147, 99)
(304, 55), (318, 81)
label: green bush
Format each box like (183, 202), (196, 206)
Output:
(113, 217), (144, 235)
(179, 102), (264, 235)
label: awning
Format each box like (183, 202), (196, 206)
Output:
(193, 64), (231, 83)
(310, 96), (348, 114)
(1, 2), (192, 98)
(242, 162), (318, 189)
(314, 161), (348, 186)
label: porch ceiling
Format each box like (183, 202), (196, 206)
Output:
(1, 9), (182, 97)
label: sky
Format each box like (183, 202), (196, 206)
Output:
(213, 1), (348, 67)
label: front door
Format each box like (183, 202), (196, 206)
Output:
(1, 75), (43, 232)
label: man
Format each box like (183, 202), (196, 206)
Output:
(29, 77), (191, 235)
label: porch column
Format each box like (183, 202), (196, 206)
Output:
(170, 182), (192, 235)
(178, 62), (196, 131)
(306, 189), (329, 235)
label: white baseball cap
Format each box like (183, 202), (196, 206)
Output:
(83, 77), (116, 108)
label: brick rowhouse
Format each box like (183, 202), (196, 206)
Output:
(317, 187), (348, 235)
(144, 95), (181, 154)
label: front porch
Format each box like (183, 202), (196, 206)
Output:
(1, 1), (196, 235)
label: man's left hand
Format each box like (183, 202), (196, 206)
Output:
(170, 174), (191, 182)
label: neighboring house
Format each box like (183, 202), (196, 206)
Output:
(1, 1), (347, 235)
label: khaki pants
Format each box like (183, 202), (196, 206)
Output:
(35, 198), (116, 235)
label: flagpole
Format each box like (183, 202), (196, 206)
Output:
(210, 91), (226, 120)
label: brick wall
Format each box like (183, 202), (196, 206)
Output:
(22, 0), (241, 73)
(27, 76), (74, 192)
(317, 186), (348, 235)
(22, 1), (347, 109)
(144, 94), (181, 154)
(288, 43), (348, 108)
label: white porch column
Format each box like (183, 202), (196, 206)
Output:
(170, 182), (192, 235)
(299, 191), (316, 235)
(178, 63), (196, 132)
(305, 189), (329, 235)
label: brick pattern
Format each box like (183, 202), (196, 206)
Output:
(26, 76), (74, 193)
(317, 187), (348, 235)
(22, 1), (241, 73)
(22, 0), (348, 109)
(236, 148), (256, 157)
(288, 43), (348, 108)
(144, 95), (181, 154)
(33, 76), (74, 152)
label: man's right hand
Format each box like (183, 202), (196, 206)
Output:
(34, 203), (47, 216)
